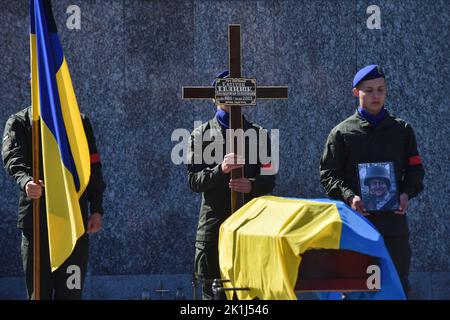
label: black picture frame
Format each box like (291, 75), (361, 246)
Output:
(357, 162), (400, 213)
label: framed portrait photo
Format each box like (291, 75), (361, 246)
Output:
(357, 162), (399, 213)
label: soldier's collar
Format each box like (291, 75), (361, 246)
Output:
(354, 110), (372, 128)
(211, 114), (251, 131)
(354, 109), (393, 129)
(357, 106), (386, 125)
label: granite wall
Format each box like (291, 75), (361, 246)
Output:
(0, 0), (448, 299)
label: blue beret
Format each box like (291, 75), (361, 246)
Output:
(212, 70), (230, 87)
(353, 65), (385, 88)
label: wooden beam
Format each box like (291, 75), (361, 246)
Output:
(256, 87), (289, 99)
(228, 25), (241, 78)
(229, 105), (245, 211)
(182, 87), (215, 99)
(228, 25), (244, 212)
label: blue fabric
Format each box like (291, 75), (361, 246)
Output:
(33, 0), (80, 191)
(30, 0), (58, 34)
(357, 106), (386, 125)
(215, 108), (230, 129)
(353, 65), (385, 88)
(212, 70), (229, 87)
(30, 0), (35, 33)
(285, 198), (406, 300)
(337, 200), (406, 300)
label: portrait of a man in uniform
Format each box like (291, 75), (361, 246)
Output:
(359, 163), (399, 212)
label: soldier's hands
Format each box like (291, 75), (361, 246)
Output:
(25, 180), (44, 199)
(221, 153), (245, 174)
(349, 195), (369, 216)
(229, 178), (252, 194)
(395, 193), (409, 215)
(222, 153), (251, 193)
(87, 212), (103, 234)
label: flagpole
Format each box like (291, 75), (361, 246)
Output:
(31, 0), (41, 297)
(31, 21), (41, 297)
(32, 118), (41, 300)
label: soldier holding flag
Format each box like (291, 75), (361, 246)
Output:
(1, 0), (106, 300)
(2, 106), (105, 299)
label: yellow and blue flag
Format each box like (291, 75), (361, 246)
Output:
(30, 0), (90, 271)
(219, 196), (406, 300)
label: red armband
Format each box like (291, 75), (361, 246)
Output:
(90, 153), (101, 164)
(408, 155), (422, 166)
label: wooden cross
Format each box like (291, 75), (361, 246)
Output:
(183, 24), (288, 213)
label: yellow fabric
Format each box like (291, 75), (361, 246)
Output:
(219, 196), (342, 300)
(41, 124), (85, 271)
(41, 60), (89, 271)
(30, 34), (40, 121)
(56, 59), (91, 197)
(31, 2), (89, 272)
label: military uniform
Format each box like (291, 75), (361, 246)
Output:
(320, 109), (424, 293)
(188, 116), (276, 299)
(2, 107), (106, 300)
(363, 165), (399, 211)
(365, 192), (399, 212)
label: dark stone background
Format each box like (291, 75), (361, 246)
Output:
(0, 0), (448, 298)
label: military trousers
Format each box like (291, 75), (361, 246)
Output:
(384, 236), (411, 297)
(21, 228), (89, 300)
(194, 239), (227, 300)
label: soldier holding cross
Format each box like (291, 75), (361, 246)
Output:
(183, 25), (287, 300)
(187, 70), (276, 300)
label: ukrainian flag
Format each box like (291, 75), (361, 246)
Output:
(30, 0), (90, 271)
(219, 196), (406, 300)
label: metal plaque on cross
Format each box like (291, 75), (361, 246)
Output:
(215, 78), (257, 106)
